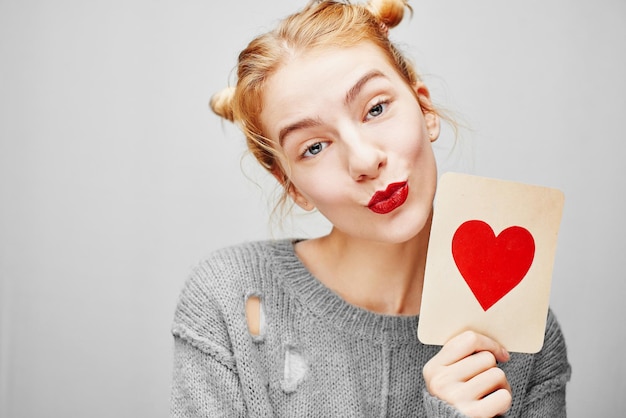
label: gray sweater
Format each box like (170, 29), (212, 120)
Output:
(171, 239), (571, 417)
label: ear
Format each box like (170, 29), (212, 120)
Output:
(414, 82), (441, 142)
(271, 168), (315, 211)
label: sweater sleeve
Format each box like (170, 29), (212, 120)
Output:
(518, 309), (571, 418)
(171, 336), (246, 417)
(170, 261), (248, 418)
(422, 390), (469, 418)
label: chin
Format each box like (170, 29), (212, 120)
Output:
(378, 226), (427, 245)
(370, 211), (432, 244)
(399, 208), (433, 242)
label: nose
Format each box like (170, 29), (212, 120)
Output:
(344, 128), (387, 181)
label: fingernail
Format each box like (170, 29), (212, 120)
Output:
(501, 348), (510, 361)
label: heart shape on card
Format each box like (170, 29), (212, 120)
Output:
(452, 220), (535, 311)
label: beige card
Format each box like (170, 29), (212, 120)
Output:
(418, 172), (564, 353)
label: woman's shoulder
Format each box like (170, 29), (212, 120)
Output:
(197, 238), (295, 285)
(173, 239), (295, 319)
(171, 239), (295, 349)
(532, 308), (571, 382)
(179, 239), (293, 300)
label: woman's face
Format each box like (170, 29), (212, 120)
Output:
(260, 42), (439, 244)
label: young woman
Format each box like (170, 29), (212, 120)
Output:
(171, 1), (571, 416)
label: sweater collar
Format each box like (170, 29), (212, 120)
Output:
(269, 239), (421, 344)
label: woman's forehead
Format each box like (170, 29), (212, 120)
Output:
(275, 41), (393, 81)
(262, 43), (400, 112)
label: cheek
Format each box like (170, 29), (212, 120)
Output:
(297, 180), (343, 206)
(290, 171), (351, 211)
(396, 128), (430, 166)
(389, 109), (429, 152)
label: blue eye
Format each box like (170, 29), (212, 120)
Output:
(366, 101), (387, 120)
(302, 141), (329, 158)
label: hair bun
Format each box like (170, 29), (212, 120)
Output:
(210, 86), (236, 122)
(366, 0), (410, 29)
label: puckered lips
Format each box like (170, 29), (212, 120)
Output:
(367, 181), (409, 214)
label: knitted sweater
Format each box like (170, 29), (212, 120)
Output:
(171, 239), (571, 417)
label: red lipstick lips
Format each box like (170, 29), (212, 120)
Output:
(367, 181), (409, 214)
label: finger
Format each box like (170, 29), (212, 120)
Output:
(423, 351), (501, 401)
(465, 366), (510, 400)
(449, 350), (497, 383)
(437, 331), (510, 366)
(475, 388), (513, 418)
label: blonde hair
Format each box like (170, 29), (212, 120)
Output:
(211, 0), (437, 207)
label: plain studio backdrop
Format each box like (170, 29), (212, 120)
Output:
(1, 0), (624, 416)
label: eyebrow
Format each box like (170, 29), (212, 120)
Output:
(278, 117), (322, 146)
(278, 70), (387, 145)
(344, 70), (386, 106)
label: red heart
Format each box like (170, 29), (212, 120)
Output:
(451, 220), (535, 311)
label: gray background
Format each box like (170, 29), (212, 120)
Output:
(1, 0), (624, 416)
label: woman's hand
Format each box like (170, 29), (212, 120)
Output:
(423, 331), (512, 418)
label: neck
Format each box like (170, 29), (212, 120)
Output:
(295, 215), (432, 316)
